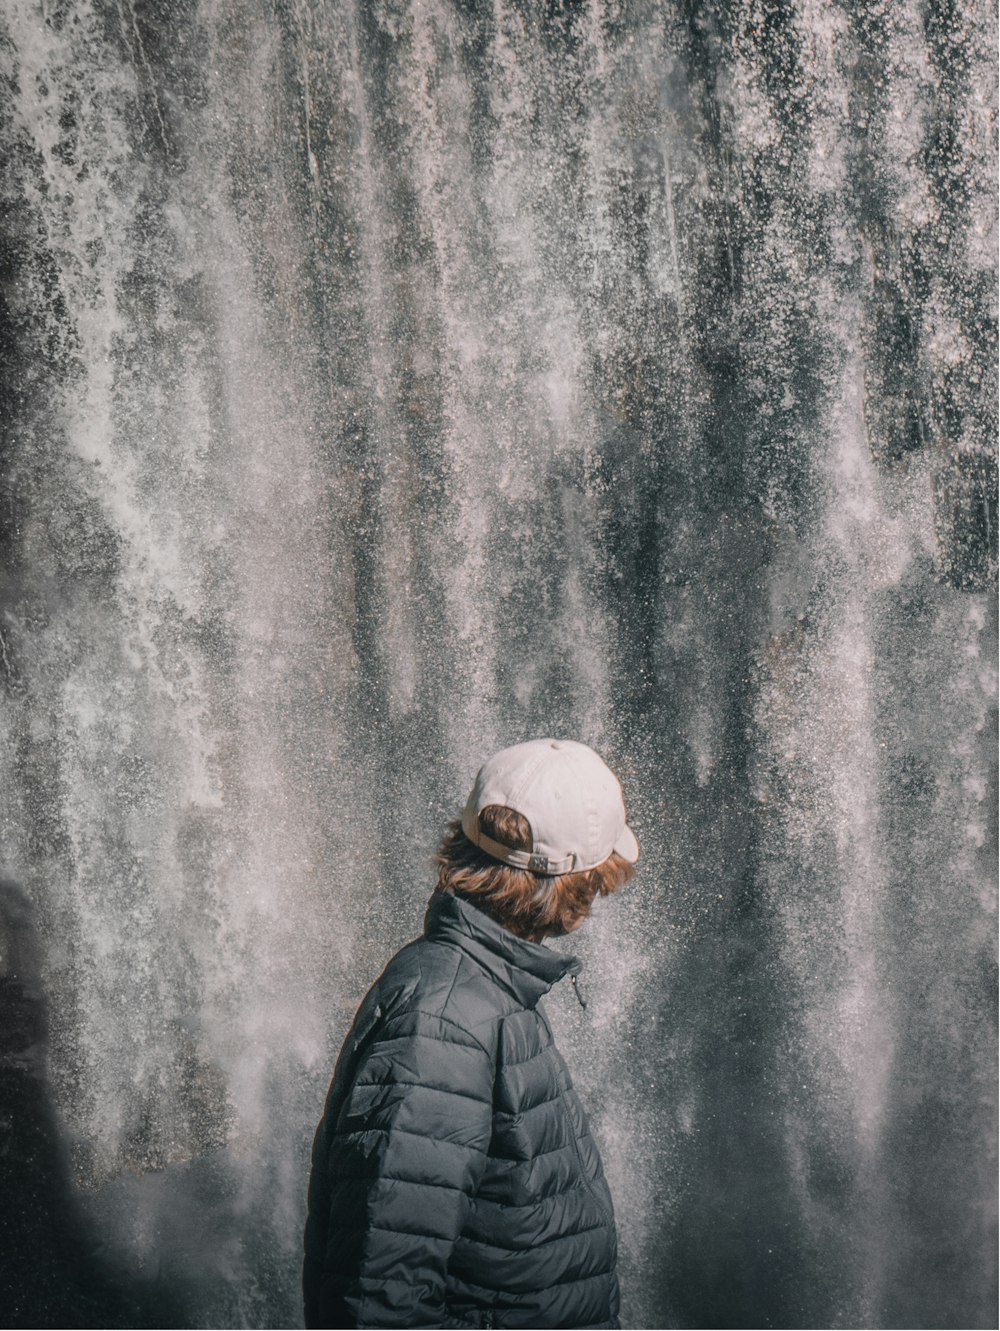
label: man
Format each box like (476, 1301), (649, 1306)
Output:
(303, 739), (639, 1329)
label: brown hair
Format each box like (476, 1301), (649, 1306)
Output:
(433, 804), (635, 943)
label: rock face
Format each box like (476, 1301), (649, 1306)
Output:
(0, 2), (995, 1328)
(0, 880), (169, 1328)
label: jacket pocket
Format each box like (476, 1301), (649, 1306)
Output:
(338, 1078), (397, 1128)
(331, 1002), (387, 1133)
(352, 1001), (383, 1055)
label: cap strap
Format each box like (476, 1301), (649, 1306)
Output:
(466, 820), (577, 876)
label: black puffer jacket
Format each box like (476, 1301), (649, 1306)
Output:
(303, 889), (620, 1330)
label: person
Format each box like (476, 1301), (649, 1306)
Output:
(302, 738), (639, 1330)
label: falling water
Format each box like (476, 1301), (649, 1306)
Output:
(0, 1), (995, 1327)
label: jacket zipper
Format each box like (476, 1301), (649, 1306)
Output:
(561, 1091), (614, 1227)
(538, 997), (613, 1227)
(482, 1312), (494, 1329)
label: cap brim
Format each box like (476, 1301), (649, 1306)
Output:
(614, 823), (640, 864)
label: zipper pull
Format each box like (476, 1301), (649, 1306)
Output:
(570, 973), (588, 1010)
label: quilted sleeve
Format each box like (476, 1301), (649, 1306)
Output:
(314, 1009), (494, 1329)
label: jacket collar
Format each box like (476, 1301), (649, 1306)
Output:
(423, 890), (581, 1009)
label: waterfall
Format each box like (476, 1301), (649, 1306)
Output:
(0, 0), (995, 1326)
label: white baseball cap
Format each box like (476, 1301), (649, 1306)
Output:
(461, 738), (640, 876)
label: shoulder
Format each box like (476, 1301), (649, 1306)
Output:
(373, 935), (510, 1053)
